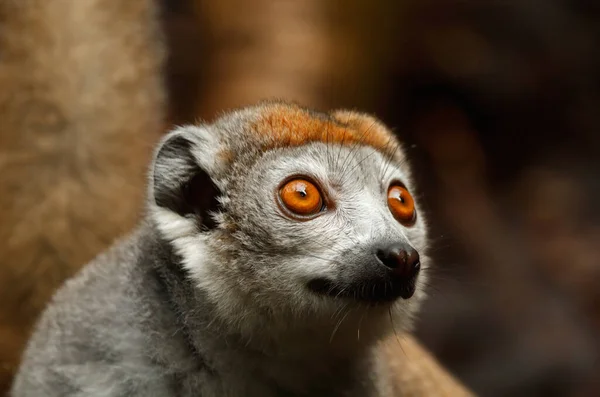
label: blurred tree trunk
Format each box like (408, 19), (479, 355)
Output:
(193, 0), (333, 118)
(191, 0), (405, 119)
(0, 0), (165, 391)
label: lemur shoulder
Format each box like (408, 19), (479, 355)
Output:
(12, 101), (430, 397)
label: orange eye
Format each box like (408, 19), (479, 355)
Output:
(387, 184), (416, 225)
(279, 179), (324, 217)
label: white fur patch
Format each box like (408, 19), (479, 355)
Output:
(151, 206), (210, 283)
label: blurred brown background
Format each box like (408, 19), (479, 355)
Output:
(1, 0), (599, 395)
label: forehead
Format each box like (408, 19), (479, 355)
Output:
(247, 103), (394, 153)
(248, 143), (410, 190)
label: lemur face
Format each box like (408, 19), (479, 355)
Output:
(229, 142), (428, 306)
(151, 102), (428, 331)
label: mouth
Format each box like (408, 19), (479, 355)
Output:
(307, 273), (418, 304)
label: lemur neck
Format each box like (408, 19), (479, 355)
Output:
(145, 225), (386, 392)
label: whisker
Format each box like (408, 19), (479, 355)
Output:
(337, 120), (377, 183)
(329, 305), (352, 343)
(388, 307), (406, 357)
(356, 308), (367, 341)
(341, 145), (387, 187)
(378, 135), (400, 182)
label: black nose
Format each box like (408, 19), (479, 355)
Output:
(375, 243), (420, 278)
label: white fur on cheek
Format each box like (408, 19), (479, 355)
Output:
(151, 206), (255, 334)
(151, 206), (210, 283)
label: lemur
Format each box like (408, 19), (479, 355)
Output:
(11, 101), (429, 397)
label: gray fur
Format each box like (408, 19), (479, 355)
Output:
(12, 103), (429, 397)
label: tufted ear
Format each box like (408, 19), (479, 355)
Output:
(150, 125), (222, 231)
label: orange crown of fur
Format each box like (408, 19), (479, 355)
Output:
(248, 103), (401, 158)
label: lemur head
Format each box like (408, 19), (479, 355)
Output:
(149, 101), (428, 344)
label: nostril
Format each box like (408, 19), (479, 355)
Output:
(407, 249), (420, 270)
(375, 244), (420, 277)
(376, 247), (406, 270)
(376, 249), (397, 269)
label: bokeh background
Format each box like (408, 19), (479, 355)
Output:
(1, 0), (599, 395)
